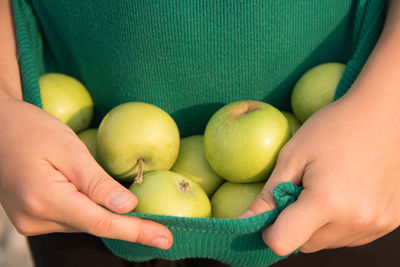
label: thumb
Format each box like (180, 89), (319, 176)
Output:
(49, 139), (137, 214)
(238, 146), (304, 218)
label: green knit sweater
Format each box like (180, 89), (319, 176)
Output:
(12, 0), (386, 266)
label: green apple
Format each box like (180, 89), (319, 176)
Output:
(204, 100), (290, 183)
(77, 128), (99, 162)
(291, 62), (346, 122)
(171, 135), (224, 197)
(39, 73), (94, 133)
(129, 170), (211, 218)
(97, 102), (180, 182)
(282, 111), (301, 135)
(211, 181), (264, 219)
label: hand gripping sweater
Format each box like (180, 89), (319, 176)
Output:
(12, 0), (386, 266)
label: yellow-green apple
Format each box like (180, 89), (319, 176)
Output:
(171, 135), (224, 197)
(39, 73), (93, 133)
(204, 100), (290, 183)
(77, 128), (99, 162)
(97, 102), (180, 182)
(211, 181), (265, 219)
(282, 111), (301, 135)
(291, 62), (346, 122)
(129, 170), (211, 218)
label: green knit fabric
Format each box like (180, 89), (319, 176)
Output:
(12, 0), (386, 266)
(103, 182), (302, 267)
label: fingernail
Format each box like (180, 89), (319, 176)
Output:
(109, 190), (133, 209)
(237, 210), (255, 219)
(152, 237), (170, 250)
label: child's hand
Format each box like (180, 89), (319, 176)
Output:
(239, 93), (400, 256)
(0, 96), (173, 250)
(240, 0), (400, 255)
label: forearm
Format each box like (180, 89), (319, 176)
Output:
(0, 0), (22, 100)
(344, 0), (400, 111)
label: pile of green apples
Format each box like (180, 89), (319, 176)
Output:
(39, 62), (345, 219)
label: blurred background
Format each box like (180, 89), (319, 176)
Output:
(0, 207), (33, 267)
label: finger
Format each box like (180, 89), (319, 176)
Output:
(238, 143), (305, 218)
(54, 188), (173, 250)
(48, 135), (137, 214)
(262, 190), (329, 256)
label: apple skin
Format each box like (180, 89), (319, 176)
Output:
(129, 171), (211, 218)
(282, 112), (301, 135)
(291, 62), (346, 122)
(211, 181), (264, 219)
(97, 102), (180, 182)
(204, 100), (290, 183)
(39, 73), (93, 133)
(77, 128), (99, 162)
(171, 135), (224, 197)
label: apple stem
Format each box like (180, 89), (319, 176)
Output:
(134, 158), (144, 184)
(179, 179), (190, 193)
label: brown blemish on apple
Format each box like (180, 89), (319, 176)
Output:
(229, 101), (263, 120)
(179, 179), (190, 193)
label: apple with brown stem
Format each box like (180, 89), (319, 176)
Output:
(129, 170), (211, 218)
(97, 102), (180, 182)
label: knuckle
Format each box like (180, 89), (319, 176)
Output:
(263, 231), (291, 257)
(89, 215), (113, 236)
(267, 239), (291, 256)
(133, 226), (146, 244)
(21, 193), (46, 218)
(128, 217), (154, 245)
(12, 216), (36, 236)
(86, 172), (113, 200)
(318, 189), (341, 212)
(350, 206), (374, 230)
(321, 193), (338, 209)
(372, 215), (388, 233)
(14, 225), (30, 236)
(255, 189), (275, 211)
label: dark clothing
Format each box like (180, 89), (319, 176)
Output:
(28, 227), (400, 267)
